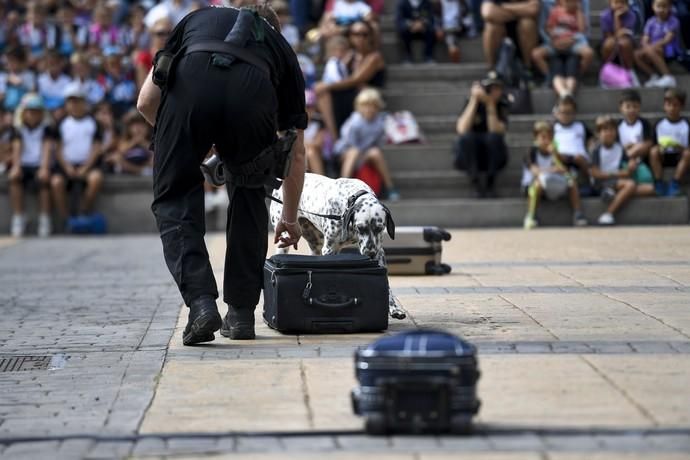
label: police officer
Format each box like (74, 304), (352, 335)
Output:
(137, 4), (307, 346)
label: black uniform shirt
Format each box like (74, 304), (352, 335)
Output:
(161, 6), (308, 131)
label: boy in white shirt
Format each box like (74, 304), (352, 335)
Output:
(552, 95), (593, 187)
(649, 88), (690, 196)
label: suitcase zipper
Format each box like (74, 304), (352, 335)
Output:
(301, 270), (312, 301)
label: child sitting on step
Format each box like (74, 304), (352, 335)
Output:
(335, 88), (400, 200)
(590, 115), (655, 225)
(649, 88), (690, 196)
(523, 120), (587, 229)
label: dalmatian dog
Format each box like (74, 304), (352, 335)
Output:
(270, 173), (406, 319)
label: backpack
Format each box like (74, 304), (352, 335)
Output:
(494, 38), (533, 114)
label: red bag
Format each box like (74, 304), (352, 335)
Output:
(354, 162), (383, 196)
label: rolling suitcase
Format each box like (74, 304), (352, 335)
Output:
(263, 254), (389, 334)
(383, 226), (452, 275)
(351, 329), (481, 434)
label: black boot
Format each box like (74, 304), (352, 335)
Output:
(183, 296), (222, 346)
(220, 306), (255, 340)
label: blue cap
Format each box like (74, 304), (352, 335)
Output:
(22, 93), (45, 110)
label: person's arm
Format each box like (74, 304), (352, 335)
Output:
(78, 140), (103, 175)
(274, 129), (306, 249)
(137, 66), (161, 126)
(8, 138), (22, 179)
(576, 6), (586, 33)
(456, 95), (479, 135)
(323, 52), (385, 91)
(486, 101), (506, 134)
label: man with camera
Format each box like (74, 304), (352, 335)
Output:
(453, 71), (509, 198)
(137, 4), (307, 346)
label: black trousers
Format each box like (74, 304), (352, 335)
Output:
(453, 132), (508, 180)
(399, 27), (436, 61)
(152, 53), (277, 310)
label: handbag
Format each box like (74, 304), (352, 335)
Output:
(599, 44), (633, 89)
(385, 111), (422, 144)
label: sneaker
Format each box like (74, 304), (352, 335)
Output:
(448, 46), (461, 63)
(600, 187), (616, 204)
(655, 74), (677, 88)
(644, 74), (661, 87)
(220, 307), (255, 340)
(573, 210), (588, 227)
(654, 180), (667, 196)
(597, 212), (615, 225)
(37, 213), (52, 238)
(10, 214), (25, 238)
(385, 188), (401, 201)
(523, 214), (538, 229)
(667, 180), (681, 197)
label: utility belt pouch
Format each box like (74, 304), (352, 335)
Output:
(271, 129), (298, 181)
(152, 50), (174, 88)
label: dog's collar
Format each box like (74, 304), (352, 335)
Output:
(341, 190), (371, 239)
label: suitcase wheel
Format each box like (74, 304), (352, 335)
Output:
(365, 414), (388, 435)
(426, 263), (452, 276)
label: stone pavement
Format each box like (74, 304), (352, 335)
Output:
(0, 227), (689, 459)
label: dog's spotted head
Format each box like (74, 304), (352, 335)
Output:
(345, 194), (395, 259)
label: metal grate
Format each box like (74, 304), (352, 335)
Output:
(0, 355), (54, 372)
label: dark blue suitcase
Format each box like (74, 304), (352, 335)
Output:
(351, 329), (480, 434)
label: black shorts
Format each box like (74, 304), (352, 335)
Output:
(18, 166), (49, 189)
(662, 151), (681, 168)
(52, 162), (100, 190)
(549, 52), (579, 78)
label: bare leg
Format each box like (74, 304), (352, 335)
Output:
(578, 46), (594, 74)
(600, 36), (616, 63)
(531, 46), (549, 76)
(9, 178), (24, 215)
(635, 183), (655, 196)
(80, 169), (103, 214)
(645, 46), (671, 75)
(608, 179), (635, 214)
(516, 17), (538, 68)
(482, 21), (506, 68)
(674, 149), (690, 181)
(38, 185), (51, 214)
(340, 147), (360, 178)
(305, 144), (325, 175)
(564, 77), (577, 94)
(618, 36), (634, 69)
(316, 91), (338, 139)
(634, 48), (655, 76)
(364, 147), (394, 189)
(51, 174), (69, 219)
(553, 76), (568, 96)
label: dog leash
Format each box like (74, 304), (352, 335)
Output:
(266, 189), (370, 222)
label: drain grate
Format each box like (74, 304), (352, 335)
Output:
(0, 355), (56, 372)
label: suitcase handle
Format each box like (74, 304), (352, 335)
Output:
(307, 295), (359, 309)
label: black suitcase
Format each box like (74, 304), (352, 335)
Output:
(383, 226), (452, 276)
(351, 329), (480, 434)
(263, 254), (389, 334)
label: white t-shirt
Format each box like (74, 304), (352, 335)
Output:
(655, 117), (690, 150)
(322, 57), (348, 83)
(19, 123), (52, 167)
(37, 72), (72, 110)
(617, 118), (652, 147)
(554, 120), (591, 158)
(57, 116), (102, 165)
(332, 0), (372, 25)
(441, 0), (460, 30)
(592, 142), (625, 174)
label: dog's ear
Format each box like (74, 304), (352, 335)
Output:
(342, 205), (357, 240)
(381, 203), (395, 240)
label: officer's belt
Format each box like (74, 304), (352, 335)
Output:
(184, 40), (270, 78)
(225, 142), (277, 188)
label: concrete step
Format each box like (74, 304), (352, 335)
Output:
(384, 84), (690, 116)
(385, 196), (689, 227)
(414, 111), (675, 134)
(392, 169), (526, 198)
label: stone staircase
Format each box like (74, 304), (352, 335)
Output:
(379, 0), (690, 227)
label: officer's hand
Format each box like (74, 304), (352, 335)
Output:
(274, 219), (302, 250)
